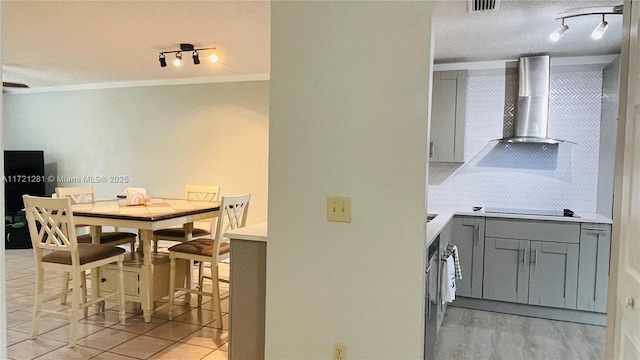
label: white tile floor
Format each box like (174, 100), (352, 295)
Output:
(4, 245), (229, 360)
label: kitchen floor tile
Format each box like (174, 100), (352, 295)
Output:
(143, 321), (202, 341)
(10, 317), (69, 335)
(39, 323), (105, 343)
(90, 352), (140, 360)
(79, 309), (131, 327)
(178, 327), (228, 349)
(109, 335), (174, 359)
(75, 328), (138, 351)
(5, 310), (33, 328)
(6, 329), (31, 347)
(201, 349), (229, 360)
(32, 344), (102, 360)
(109, 314), (168, 334)
(7, 337), (67, 360)
(148, 342), (214, 359)
(172, 307), (218, 326)
(207, 313), (228, 330)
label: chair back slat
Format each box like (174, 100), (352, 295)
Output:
(212, 194), (250, 260)
(55, 186), (95, 204)
(23, 195), (79, 257)
(185, 184), (220, 202)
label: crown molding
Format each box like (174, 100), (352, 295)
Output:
(4, 73), (270, 94)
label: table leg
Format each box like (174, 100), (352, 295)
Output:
(140, 229), (154, 322)
(183, 222), (194, 297)
(90, 226), (103, 313)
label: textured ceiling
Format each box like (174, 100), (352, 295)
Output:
(433, 0), (623, 64)
(1, 0), (624, 89)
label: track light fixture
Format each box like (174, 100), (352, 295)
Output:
(549, 19), (569, 42)
(550, 5), (622, 42)
(158, 43), (217, 68)
(193, 50), (200, 65)
(591, 15), (609, 40)
(174, 52), (182, 66)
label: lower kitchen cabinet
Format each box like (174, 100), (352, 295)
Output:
(528, 241), (579, 309)
(483, 238), (529, 303)
(577, 223), (611, 313)
(482, 219), (580, 310)
(451, 216), (485, 298)
(446, 215), (610, 324)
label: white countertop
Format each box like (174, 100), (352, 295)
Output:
(425, 205), (612, 247)
(224, 222), (268, 242)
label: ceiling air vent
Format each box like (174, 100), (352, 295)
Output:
(468, 0), (500, 12)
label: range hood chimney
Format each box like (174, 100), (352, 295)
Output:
(497, 55), (572, 144)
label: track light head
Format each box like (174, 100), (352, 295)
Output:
(549, 22), (569, 42)
(174, 52), (182, 66)
(159, 53), (167, 67)
(591, 17), (609, 40)
(193, 50), (200, 65)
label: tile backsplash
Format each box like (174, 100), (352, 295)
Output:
(428, 69), (603, 214)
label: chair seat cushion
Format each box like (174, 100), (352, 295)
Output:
(153, 228), (211, 239)
(168, 238), (230, 257)
(43, 244), (125, 265)
(77, 231), (136, 244)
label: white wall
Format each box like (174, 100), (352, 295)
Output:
(3, 81), (269, 224)
(267, 2), (433, 359)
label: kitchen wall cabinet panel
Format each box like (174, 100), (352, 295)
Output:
(577, 223), (611, 313)
(452, 216), (485, 298)
(429, 71), (467, 162)
(528, 241), (579, 309)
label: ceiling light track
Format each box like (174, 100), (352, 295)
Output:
(158, 43), (217, 68)
(550, 5), (622, 42)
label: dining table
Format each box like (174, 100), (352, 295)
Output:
(72, 197), (221, 322)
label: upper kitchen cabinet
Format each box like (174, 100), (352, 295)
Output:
(429, 71), (467, 162)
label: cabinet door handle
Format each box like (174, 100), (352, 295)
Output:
(429, 141), (434, 158)
(531, 249), (538, 267)
(583, 227), (607, 232)
(473, 224), (479, 243)
(521, 248), (527, 265)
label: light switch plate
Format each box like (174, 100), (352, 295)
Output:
(327, 196), (351, 223)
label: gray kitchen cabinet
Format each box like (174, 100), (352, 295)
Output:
(437, 221), (452, 333)
(577, 223), (611, 313)
(429, 71), (467, 162)
(483, 219), (580, 310)
(483, 237), (529, 303)
(451, 216), (485, 298)
(528, 241), (579, 309)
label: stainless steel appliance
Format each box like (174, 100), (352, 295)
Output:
(494, 55), (572, 145)
(424, 235), (440, 360)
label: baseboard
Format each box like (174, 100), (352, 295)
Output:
(450, 296), (607, 326)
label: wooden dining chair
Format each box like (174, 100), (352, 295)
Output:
(55, 186), (137, 251)
(152, 184), (221, 252)
(56, 186), (137, 305)
(168, 193), (250, 326)
(23, 195), (126, 348)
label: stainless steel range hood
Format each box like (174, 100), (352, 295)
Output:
(496, 55), (573, 144)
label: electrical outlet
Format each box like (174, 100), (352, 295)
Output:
(327, 196), (351, 223)
(333, 343), (347, 360)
